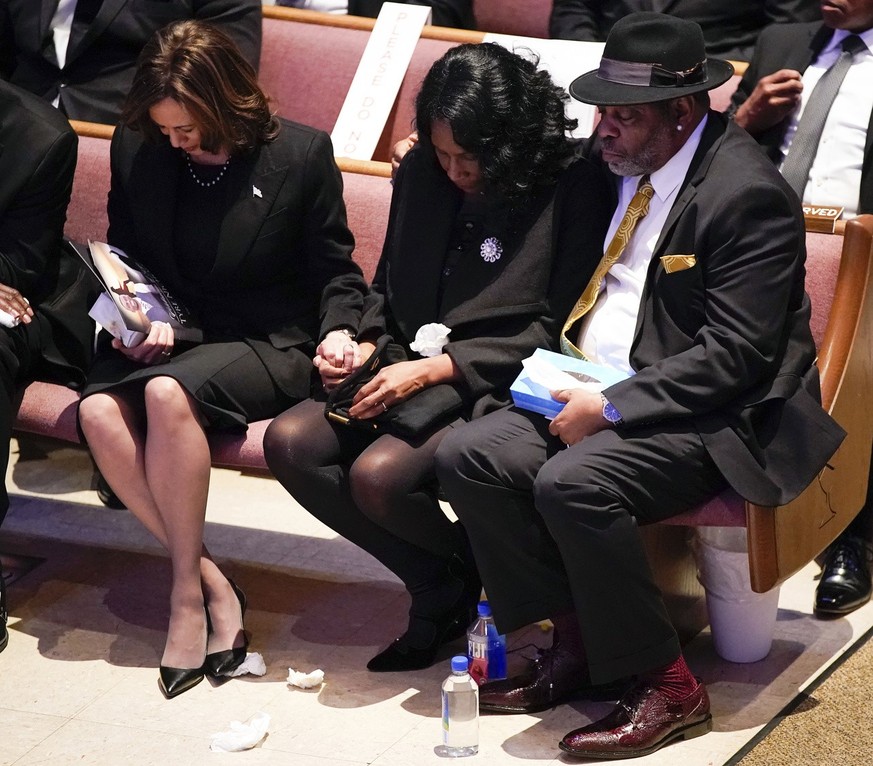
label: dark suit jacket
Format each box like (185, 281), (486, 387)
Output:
(0, 78), (96, 387)
(549, 0), (820, 61)
(0, 0), (262, 124)
(357, 145), (612, 418)
(107, 118), (367, 399)
(728, 22), (873, 214)
(587, 113), (844, 507)
(348, 0), (474, 28)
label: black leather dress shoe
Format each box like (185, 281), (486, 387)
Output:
(479, 645), (629, 714)
(815, 535), (872, 616)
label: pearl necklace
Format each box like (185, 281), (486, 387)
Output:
(185, 153), (231, 188)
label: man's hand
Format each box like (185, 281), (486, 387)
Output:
(548, 388), (609, 446)
(112, 321), (174, 365)
(0, 283), (34, 325)
(733, 70), (803, 135)
(391, 131), (419, 179)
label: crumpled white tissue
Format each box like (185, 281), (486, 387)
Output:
(287, 667), (325, 689)
(210, 711), (270, 753)
(409, 322), (451, 357)
(228, 652), (267, 678)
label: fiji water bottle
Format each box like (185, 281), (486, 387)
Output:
(467, 601), (507, 685)
(441, 655), (479, 757)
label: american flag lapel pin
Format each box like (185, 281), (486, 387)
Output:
(252, 185), (262, 198)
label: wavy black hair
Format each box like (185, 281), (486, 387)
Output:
(414, 43), (577, 206)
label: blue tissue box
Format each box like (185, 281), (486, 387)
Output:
(510, 349), (629, 419)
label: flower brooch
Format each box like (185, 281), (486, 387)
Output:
(480, 237), (503, 263)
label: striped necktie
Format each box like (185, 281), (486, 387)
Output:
(780, 34), (866, 199)
(560, 175), (655, 358)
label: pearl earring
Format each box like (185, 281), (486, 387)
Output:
(677, 124), (683, 132)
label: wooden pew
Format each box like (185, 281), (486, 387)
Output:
(18, 121), (393, 472)
(260, 7), (746, 161)
(261, 7), (480, 161)
(650, 217), (873, 642)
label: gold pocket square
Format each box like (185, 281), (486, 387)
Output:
(660, 254), (697, 274)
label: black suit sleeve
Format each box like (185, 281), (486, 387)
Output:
(193, 0), (262, 71)
(549, 0), (604, 41)
(296, 132), (367, 340)
(0, 126), (77, 299)
(0, 5), (13, 80)
(607, 178), (805, 424)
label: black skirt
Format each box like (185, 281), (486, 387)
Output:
(82, 336), (310, 432)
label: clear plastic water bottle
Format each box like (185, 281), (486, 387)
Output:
(441, 655), (479, 757)
(467, 601), (507, 685)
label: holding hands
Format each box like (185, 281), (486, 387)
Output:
(315, 330), (376, 391)
(733, 69), (803, 135)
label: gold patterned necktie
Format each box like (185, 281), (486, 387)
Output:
(560, 175), (655, 358)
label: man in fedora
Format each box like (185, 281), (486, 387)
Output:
(435, 12), (844, 760)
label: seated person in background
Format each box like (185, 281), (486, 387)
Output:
(435, 13), (844, 760)
(276, 0), (475, 29)
(263, 43), (612, 673)
(550, 0), (820, 62)
(0, 79), (98, 654)
(729, 0), (873, 617)
(76, 20), (367, 699)
(0, 0), (262, 124)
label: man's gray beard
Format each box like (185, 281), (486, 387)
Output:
(604, 118), (673, 177)
(606, 155), (652, 176)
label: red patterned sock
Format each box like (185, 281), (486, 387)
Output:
(642, 654), (699, 701)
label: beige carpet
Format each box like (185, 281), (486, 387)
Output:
(738, 627), (873, 765)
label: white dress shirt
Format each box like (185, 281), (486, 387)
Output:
(778, 28), (873, 216)
(577, 116), (708, 376)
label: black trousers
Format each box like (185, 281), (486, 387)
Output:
(434, 406), (728, 684)
(0, 316), (49, 523)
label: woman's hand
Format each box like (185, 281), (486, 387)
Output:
(348, 354), (459, 419)
(112, 320), (174, 366)
(548, 388), (609, 446)
(315, 330), (367, 391)
(0, 283), (33, 325)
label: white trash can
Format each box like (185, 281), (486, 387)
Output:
(692, 527), (781, 663)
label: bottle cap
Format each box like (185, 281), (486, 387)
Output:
(477, 601), (492, 617)
(451, 655), (470, 673)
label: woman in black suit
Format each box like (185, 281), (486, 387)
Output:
(77, 21), (367, 698)
(264, 43), (611, 672)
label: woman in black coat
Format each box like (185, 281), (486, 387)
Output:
(77, 21), (367, 698)
(264, 43), (611, 672)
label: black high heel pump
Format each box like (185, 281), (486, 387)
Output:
(204, 580), (249, 678)
(158, 608), (207, 699)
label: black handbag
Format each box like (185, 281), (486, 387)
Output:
(324, 335), (466, 437)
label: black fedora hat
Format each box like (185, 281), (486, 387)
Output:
(569, 13), (734, 106)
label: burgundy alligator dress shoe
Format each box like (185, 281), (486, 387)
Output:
(559, 678), (712, 759)
(479, 645), (627, 714)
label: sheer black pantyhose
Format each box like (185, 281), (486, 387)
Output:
(264, 398), (468, 617)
